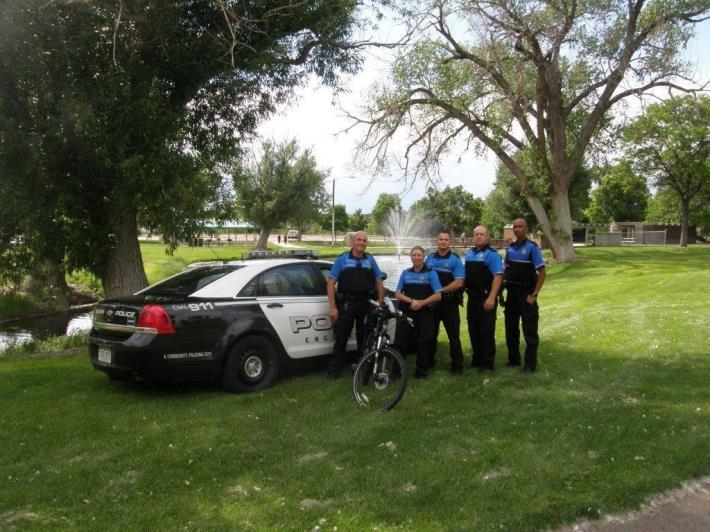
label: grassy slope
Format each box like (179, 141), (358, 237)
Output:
(1, 247), (709, 530)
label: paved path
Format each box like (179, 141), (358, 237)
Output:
(559, 477), (710, 531)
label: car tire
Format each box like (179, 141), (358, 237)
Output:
(221, 336), (280, 393)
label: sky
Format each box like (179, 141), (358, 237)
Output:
(258, 17), (710, 214)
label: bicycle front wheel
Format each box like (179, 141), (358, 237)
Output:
(352, 346), (407, 411)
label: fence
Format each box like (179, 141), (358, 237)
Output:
(593, 231), (667, 247)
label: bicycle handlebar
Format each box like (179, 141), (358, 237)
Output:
(369, 299), (414, 326)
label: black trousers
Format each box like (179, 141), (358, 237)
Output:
(329, 300), (369, 374)
(503, 286), (539, 369)
(395, 308), (436, 374)
(467, 295), (498, 370)
(430, 299), (464, 370)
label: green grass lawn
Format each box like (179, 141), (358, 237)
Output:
(1, 247), (710, 530)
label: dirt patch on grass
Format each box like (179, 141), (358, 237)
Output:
(2, 511), (41, 528)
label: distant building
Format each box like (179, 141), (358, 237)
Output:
(572, 222), (697, 246)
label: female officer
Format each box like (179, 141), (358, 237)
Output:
(394, 245), (442, 379)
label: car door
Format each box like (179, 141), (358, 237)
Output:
(257, 263), (337, 359)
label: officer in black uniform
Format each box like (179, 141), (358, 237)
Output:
(394, 245), (443, 379)
(327, 231), (385, 379)
(424, 230), (465, 373)
(502, 218), (546, 373)
(464, 225), (503, 372)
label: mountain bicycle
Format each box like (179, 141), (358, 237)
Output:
(352, 298), (411, 411)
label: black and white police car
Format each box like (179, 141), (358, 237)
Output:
(88, 252), (358, 392)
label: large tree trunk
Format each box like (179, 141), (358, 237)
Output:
(524, 190), (576, 262)
(101, 201), (148, 298)
(254, 227), (271, 250)
(679, 199), (690, 248)
(26, 258), (69, 303)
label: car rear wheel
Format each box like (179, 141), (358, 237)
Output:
(221, 336), (280, 393)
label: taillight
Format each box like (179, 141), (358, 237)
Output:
(136, 305), (176, 335)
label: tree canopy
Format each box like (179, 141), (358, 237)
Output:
(320, 204), (350, 234)
(349, 209), (368, 232)
(646, 187), (710, 237)
(585, 162), (649, 224)
(370, 193), (402, 234)
(355, 0), (709, 261)
(625, 95), (710, 247)
(410, 185), (483, 236)
(232, 139), (329, 250)
(0, 0), (363, 296)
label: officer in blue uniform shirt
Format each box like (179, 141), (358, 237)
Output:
(464, 225), (503, 372)
(394, 246), (443, 379)
(424, 230), (465, 373)
(327, 231), (385, 379)
(502, 218), (546, 373)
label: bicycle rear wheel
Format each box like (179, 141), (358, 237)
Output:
(352, 346), (407, 411)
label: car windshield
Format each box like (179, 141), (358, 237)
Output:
(141, 265), (243, 297)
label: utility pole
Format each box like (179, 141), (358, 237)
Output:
(331, 178), (335, 246)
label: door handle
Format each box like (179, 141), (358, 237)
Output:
(267, 303), (283, 308)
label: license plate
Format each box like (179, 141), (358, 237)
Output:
(98, 347), (112, 364)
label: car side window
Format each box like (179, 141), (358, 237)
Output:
(258, 265), (322, 297)
(317, 264), (331, 295)
(237, 277), (258, 297)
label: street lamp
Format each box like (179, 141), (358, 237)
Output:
(331, 178), (335, 247)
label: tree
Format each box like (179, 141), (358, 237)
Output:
(349, 209), (368, 232)
(481, 160), (591, 237)
(355, 0), (708, 261)
(320, 204), (350, 233)
(480, 166), (532, 238)
(646, 187), (710, 237)
(585, 162), (649, 224)
(410, 185), (483, 236)
(0, 0), (363, 297)
(370, 193), (402, 234)
(625, 96), (710, 247)
(233, 140), (329, 250)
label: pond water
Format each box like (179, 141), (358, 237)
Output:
(0, 254), (455, 352)
(0, 310), (93, 352)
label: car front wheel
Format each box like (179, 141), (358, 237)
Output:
(221, 336), (280, 393)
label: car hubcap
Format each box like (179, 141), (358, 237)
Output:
(243, 354), (263, 379)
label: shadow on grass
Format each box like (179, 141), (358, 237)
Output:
(2, 322), (710, 530)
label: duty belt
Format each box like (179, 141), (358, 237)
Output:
(466, 288), (489, 298)
(336, 292), (370, 303)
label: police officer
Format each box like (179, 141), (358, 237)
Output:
(394, 245), (443, 379)
(502, 218), (546, 373)
(464, 225), (503, 372)
(425, 230), (465, 374)
(327, 231), (385, 379)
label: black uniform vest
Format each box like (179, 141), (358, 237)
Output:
(426, 252), (455, 286)
(336, 253), (376, 297)
(505, 243), (538, 288)
(465, 246), (494, 294)
(400, 266), (436, 312)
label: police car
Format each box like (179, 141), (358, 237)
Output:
(88, 252), (357, 392)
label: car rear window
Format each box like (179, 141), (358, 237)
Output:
(141, 265), (242, 297)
